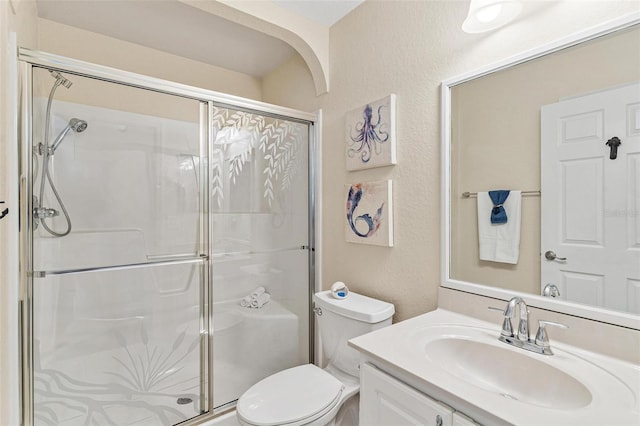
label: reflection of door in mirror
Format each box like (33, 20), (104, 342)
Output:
(449, 25), (640, 308)
(541, 83), (640, 314)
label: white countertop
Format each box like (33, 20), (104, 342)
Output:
(349, 309), (640, 426)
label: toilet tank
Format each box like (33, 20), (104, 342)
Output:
(313, 290), (394, 378)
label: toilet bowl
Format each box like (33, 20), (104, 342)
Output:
(236, 290), (394, 426)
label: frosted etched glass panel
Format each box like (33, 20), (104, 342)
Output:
(211, 107), (309, 252)
(211, 250), (309, 409)
(33, 262), (204, 425)
(32, 68), (202, 271)
(210, 107), (310, 408)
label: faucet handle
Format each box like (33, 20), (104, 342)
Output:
(488, 306), (513, 337)
(535, 320), (569, 352)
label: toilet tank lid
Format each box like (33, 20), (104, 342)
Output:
(314, 290), (395, 323)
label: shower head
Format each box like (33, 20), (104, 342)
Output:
(50, 118), (88, 153)
(69, 118), (88, 133)
(49, 70), (73, 89)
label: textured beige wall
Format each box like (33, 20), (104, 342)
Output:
(262, 0), (640, 322)
(262, 53), (319, 111)
(191, 0), (330, 94)
(37, 18), (263, 101)
(450, 26), (640, 295)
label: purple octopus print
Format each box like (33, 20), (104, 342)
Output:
(345, 95), (396, 171)
(348, 104), (389, 163)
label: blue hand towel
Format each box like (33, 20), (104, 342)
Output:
(489, 190), (510, 224)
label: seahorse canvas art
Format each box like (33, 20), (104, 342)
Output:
(345, 94), (396, 171)
(344, 180), (394, 246)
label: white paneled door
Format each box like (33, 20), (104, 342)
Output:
(541, 83), (640, 314)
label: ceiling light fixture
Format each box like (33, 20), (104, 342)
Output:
(462, 0), (523, 33)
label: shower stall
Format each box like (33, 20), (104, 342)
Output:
(19, 49), (316, 426)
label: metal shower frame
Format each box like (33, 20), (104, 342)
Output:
(17, 47), (319, 426)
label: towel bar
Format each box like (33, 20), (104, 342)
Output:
(461, 190), (541, 198)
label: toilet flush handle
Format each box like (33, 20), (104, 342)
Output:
(313, 305), (322, 316)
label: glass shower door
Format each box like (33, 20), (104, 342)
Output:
(210, 106), (311, 409)
(29, 68), (208, 426)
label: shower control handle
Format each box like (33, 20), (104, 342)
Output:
(33, 207), (59, 219)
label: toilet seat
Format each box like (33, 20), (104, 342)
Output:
(237, 364), (345, 426)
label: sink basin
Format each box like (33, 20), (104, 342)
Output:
(350, 310), (640, 425)
(425, 337), (592, 409)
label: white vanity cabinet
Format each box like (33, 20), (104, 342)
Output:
(452, 412), (480, 426)
(360, 363), (480, 426)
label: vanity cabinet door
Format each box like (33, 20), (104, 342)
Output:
(453, 412), (480, 426)
(360, 363), (453, 426)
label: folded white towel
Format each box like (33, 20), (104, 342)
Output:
(239, 286), (271, 308)
(477, 191), (522, 264)
(251, 286), (266, 299)
(250, 292), (271, 308)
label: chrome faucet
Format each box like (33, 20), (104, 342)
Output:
(503, 296), (529, 342)
(490, 297), (568, 356)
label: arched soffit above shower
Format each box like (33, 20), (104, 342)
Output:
(181, 0), (330, 95)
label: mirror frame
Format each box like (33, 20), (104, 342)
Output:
(441, 12), (640, 330)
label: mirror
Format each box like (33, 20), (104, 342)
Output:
(442, 16), (640, 329)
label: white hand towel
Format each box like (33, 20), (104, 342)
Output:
(250, 292), (271, 308)
(239, 295), (252, 307)
(477, 191), (521, 264)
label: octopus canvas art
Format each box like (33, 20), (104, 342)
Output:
(344, 180), (394, 247)
(345, 94), (396, 171)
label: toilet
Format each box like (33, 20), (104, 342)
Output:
(236, 290), (395, 426)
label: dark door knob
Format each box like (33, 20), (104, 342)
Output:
(606, 136), (622, 160)
(0, 201), (7, 220)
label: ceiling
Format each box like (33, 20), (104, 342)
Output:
(36, 0), (364, 78)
